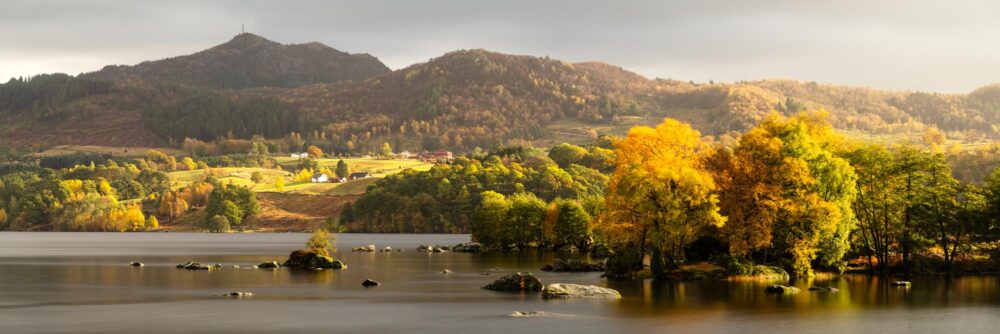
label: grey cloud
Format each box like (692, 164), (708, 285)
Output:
(0, 0), (997, 92)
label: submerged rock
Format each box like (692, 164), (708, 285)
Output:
(353, 245), (376, 252)
(482, 272), (544, 292)
(542, 283), (622, 299)
(510, 310), (575, 318)
(175, 262), (221, 270)
(541, 258), (606, 272)
(765, 284), (801, 294)
(891, 281), (912, 287)
(129, 262), (144, 267)
(808, 286), (839, 292)
(362, 279), (381, 287)
(221, 291), (253, 297)
(452, 242), (487, 253)
(282, 250), (346, 270)
(257, 261), (280, 269)
(542, 283), (621, 299)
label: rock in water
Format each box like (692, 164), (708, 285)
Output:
(362, 279), (381, 287)
(380, 246), (393, 252)
(223, 292), (253, 297)
(442, 269), (453, 274)
(542, 283), (621, 299)
(175, 262), (222, 270)
(257, 261), (280, 269)
(452, 242), (487, 253)
(353, 245), (376, 252)
(808, 286), (839, 292)
(129, 262), (143, 267)
(482, 272), (544, 292)
(891, 281), (911, 287)
(282, 250), (346, 270)
(765, 285), (801, 294)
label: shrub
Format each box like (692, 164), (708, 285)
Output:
(207, 215), (230, 232)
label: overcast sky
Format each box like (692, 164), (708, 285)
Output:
(1, 0), (997, 92)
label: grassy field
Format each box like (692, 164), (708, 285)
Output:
(168, 158), (433, 195)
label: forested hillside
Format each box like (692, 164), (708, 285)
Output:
(2, 34), (1000, 153)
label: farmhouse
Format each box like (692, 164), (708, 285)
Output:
(349, 172), (372, 180)
(419, 149), (453, 162)
(311, 173), (329, 183)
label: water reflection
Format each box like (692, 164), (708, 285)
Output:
(0, 232), (997, 334)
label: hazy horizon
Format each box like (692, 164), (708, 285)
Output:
(2, 0), (999, 93)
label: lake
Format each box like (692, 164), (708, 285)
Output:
(0, 232), (997, 333)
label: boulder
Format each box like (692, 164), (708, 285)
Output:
(541, 258), (606, 272)
(442, 269), (453, 274)
(482, 272), (544, 292)
(380, 246), (393, 252)
(891, 281), (911, 287)
(589, 243), (613, 259)
(175, 262), (222, 270)
(257, 261), (280, 269)
(353, 245), (376, 252)
(362, 279), (381, 287)
(765, 285), (801, 294)
(542, 283), (621, 299)
(129, 262), (144, 267)
(452, 242), (487, 253)
(282, 250), (346, 270)
(439, 245), (453, 251)
(808, 286), (839, 292)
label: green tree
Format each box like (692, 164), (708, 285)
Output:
(471, 191), (509, 248)
(554, 199), (592, 248)
(335, 159), (350, 178)
(548, 143), (588, 168)
(504, 193), (547, 247)
(380, 142), (393, 157)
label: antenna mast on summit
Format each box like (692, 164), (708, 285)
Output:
(242, 23), (245, 34)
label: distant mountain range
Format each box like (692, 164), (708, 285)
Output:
(1, 33), (998, 151)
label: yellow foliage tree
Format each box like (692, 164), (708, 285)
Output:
(181, 157), (198, 171)
(274, 176), (286, 192)
(295, 168), (314, 182)
(599, 118), (725, 264)
(307, 145), (324, 159)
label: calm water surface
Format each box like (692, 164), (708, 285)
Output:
(0, 232), (997, 333)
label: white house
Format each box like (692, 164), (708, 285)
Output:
(311, 173), (330, 183)
(290, 152), (309, 159)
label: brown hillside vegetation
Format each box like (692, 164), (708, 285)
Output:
(159, 192), (357, 232)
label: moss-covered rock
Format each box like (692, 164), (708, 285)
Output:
(765, 284), (801, 294)
(257, 261), (280, 269)
(282, 249), (346, 270)
(483, 272), (544, 292)
(175, 262), (222, 270)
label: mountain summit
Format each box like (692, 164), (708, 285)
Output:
(86, 33), (390, 89)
